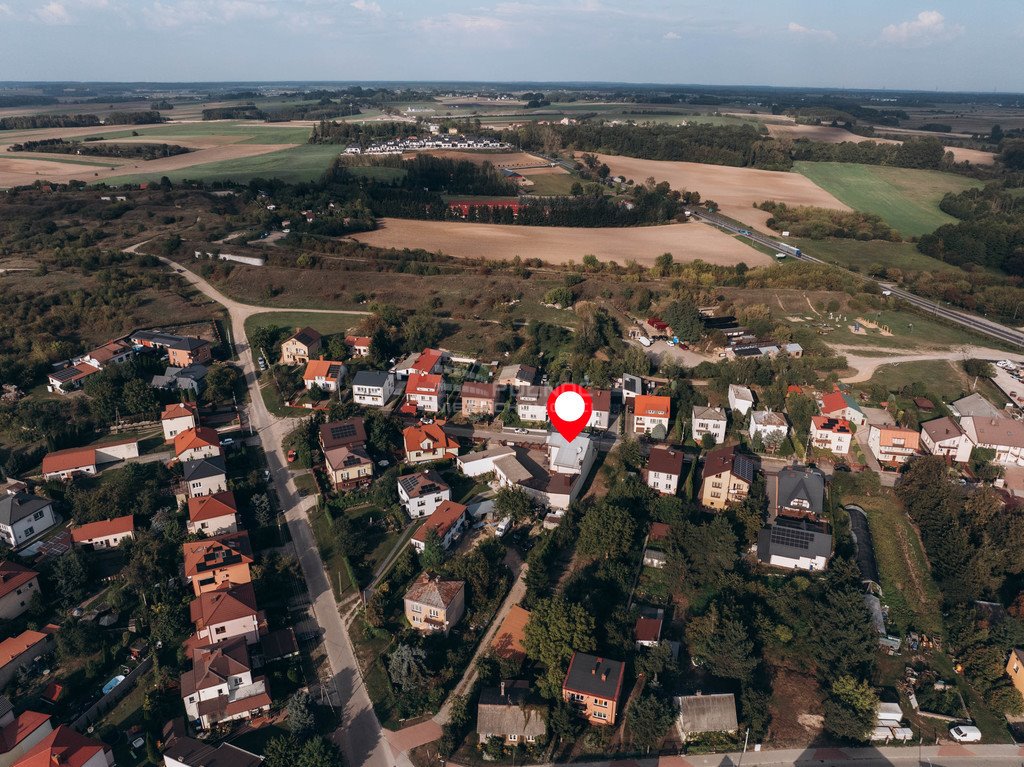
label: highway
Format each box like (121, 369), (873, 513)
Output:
(690, 210), (1024, 349)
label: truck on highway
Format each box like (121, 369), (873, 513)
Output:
(775, 242), (803, 257)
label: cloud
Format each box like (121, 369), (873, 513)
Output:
(350, 0), (380, 12)
(141, 0), (282, 28)
(0, 3), (12, 14)
(881, 10), (963, 45)
(419, 13), (507, 33)
(37, 1), (70, 23)
(663, 31), (680, 40)
(787, 21), (836, 42)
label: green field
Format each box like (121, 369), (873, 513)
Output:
(794, 237), (960, 273)
(79, 121), (312, 144)
(244, 311), (364, 344)
(522, 173), (580, 196)
(866, 359), (1008, 406)
(104, 144), (342, 185)
(794, 161), (982, 238)
(814, 306), (1000, 349)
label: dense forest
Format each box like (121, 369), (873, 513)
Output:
(917, 184), (1024, 274)
(0, 111), (165, 130)
(758, 200), (901, 241)
(789, 136), (955, 170)
(311, 120), (423, 145)
(9, 138), (191, 161)
(202, 101), (361, 122)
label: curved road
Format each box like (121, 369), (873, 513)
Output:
(136, 250), (394, 767)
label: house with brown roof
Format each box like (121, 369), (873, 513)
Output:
(0, 696), (52, 767)
(180, 638), (270, 730)
(175, 427), (222, 462)
(561, 653), (625, 726)
(81, 339), (134, 370)
(961, 415), (1024, 467)
(461, 382), (501, 418)
(70, 515), (134, 550)
(0, 563), (40, 621)
(699, 445), (756, 510)
(633, 395), (671, 437)
(189, 583), (261, 647)
(325, 446), (373, 491)
(809, 415), (853, 456)
(183, 531), (254, 596)
(921, 416), (972, 463)
(397, 470), (451, 518)
(515, 386), (552, 423)
(302, 358), (345, 393)
(344, 335), (371, 358)
(186, 492), (239, 537)
(490, 605), (530, 664)
(46, 362), (100, 395)
(476, 681), (546, 745)
(405, 372), (444, 413)
(318, 418), (367, 452)
(280, 327), (322, 366)
(0, 629), (55, 691)
(161, 402), (199, 442)
(404, 573), (465, 634)
(588, 389), (612, 430)
(644, 446), (686, 495)
(403, 422), (459, 464)
(496, 364), (537, 387)
(867, 424), (921, 465)
(409, 501), (468, 554)
(10, 726), (111, 767)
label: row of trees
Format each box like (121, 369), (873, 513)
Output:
(759, 200), (901, 241)
(8, 138), (191, 161)
(0, 110), (165, 130)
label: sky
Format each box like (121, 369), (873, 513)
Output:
(0, 0), (1022, 91)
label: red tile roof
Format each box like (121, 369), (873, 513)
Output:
(635, 617), (663, 643)
(0, 710), (51, 752)
(13, 726), (107, 767)
(411, 501), (467, 544)
(174, 426), (221, 457)
(162, 402), (199, 421)
(412, 348), (443, 374)
(183, 532), (253, 579)
(303, 359), (344, 382)
(0, 630), (49, 668)
(634, 395), (671, 419)
(403, 422), (457, 454)
(0, 561), (39, 601)
(811, 415), (851, 434)
(41, 447), (96, 475)
(189, 583), (258, 629)
(71, 514), (134, 543)
(187, 492), (238, 523)
(345, 335), (371, 348)
(648, 522), (671, 542)
(406, 372), (442, 397)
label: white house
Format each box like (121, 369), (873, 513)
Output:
(187, 492), (239, 536)
(645, 446), (685, 496)
(867, 425), (920, 465)
(9, 726), (110, 767)
(303, 359), (345, 393)
(728, 384), (755, 416)
(589, 389), (612, 430)
(633, 395), (671, 436)
(749, 410), (789, 449)
(409, 501), (468, 554)
(457, 445), (515, 477)
(352, 370), (395, 407)
(0, 562), (41, 621)
(180, 639), (270, 730)
(0, 494), (57, 549)
(757, 518), (832, 571)
(183, 456), (228, 497)
(161, 402), (199, 442)
(809, 416), (853, 456)
(174, 427), (222, 463)
(920, 417), (973, 463)
(189, 582), (261, 646)
(71, 515), (135, 549)
(398, 470), (451, 518)
(691, 405), (727, 446)
(405, 373), (444, 413)
(960, 415), (1024, 467)
(516, 386), (551, 424)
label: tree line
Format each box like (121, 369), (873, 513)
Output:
(758, 200), (901, 241)
(201, 101), (361, 122)
(0, 111), (165, 130)
(8, 138), (191, 161)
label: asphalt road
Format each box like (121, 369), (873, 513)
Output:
(690, 211), (1024, 350)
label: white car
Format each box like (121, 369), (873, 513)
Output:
(949, 725), (982, 743)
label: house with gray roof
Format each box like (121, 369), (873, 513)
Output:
(0, 493), (57, 549)
(182, 456), (227, 498)
(768, 465), (825, 520)
(352, 370), (395, 407)
(562, 652), (625, 725)
(477, 681), (546, 745)
(757, 517), (832, 571)
(151, 364), (208, 394)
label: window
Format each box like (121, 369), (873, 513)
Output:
(23, 526), (34, 537)
(410, 603), (422, 613)
(33, 510), (46, 521)
(594, 698), (608, 707)
(892, 438), (905, 447)
(712, 481), (722, 489)
(215, 626), (227, 635)
(593, 711), (607, 720)
(710, 492), (721, 499)
(508, 734), (518, 742)
(429, 608), (439, 618)
(569, 692), (585, 702)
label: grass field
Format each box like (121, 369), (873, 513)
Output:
(523, 173), (584, 196)
(794, 162), (982, 238)
(244, 311), (363, 343)
(813, 307), (995, 350)
(78, 121), (313, 145)
(104, 144), (341, 185)
(794, 237), (959, 273)
(866, 359), (1007, 405)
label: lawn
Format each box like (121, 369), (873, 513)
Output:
(844, 491), (943, 636)
(810, 306), (1000, 350)
(794, 237), (959, 274)
(522, 173), (581, 196)
(244, 311), (363, 343)
(794, 161), (982, 238)
(866, 359), (980, 403)
(310, 501), (356, 598)
(104, 144), (342, 185)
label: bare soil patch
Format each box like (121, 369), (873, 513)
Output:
(767, 124), (995, 164)
(404, 149), (563, 172)
(588, 153), (850, 229)
(348, 218), (770, 267)
(768, 668), (826, 748)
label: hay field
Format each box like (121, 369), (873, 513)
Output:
(588, 153), (849, 228)
(793, 162), (982, 238)
(348, 218), (770, 267)
(404, 149), (563, 172)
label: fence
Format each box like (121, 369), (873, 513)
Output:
(71, 655), (153, 732)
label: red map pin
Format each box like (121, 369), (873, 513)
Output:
(547, 383), (593, 443)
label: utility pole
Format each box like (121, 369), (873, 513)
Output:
(737, 728), (749, 767)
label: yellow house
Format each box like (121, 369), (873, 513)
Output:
(403, 573), (465, 635)
(1007, 648), (1024, 696)
(700, 444), (756, 511)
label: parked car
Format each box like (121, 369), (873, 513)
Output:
(287, 450), (297, 463)
(514, 428), (529, 434)
(949, 725), (982, 743)
(221, 437), (235, 448)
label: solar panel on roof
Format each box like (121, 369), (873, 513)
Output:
(770, 526), (815, 551)
(330, 424), (356, 439)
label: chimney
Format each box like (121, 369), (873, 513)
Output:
(601, 669), (609, 682)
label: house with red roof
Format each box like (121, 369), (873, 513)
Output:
(41, 439), (139, 481)
(403, 422), (458, 464)
(405, 372), (444, 413)
(302, 358), (345, 393)
(186, 492), (239, 537)
(818, 388), (867, 426)
(409, 501), (468, 554)
(633, 396), (671, 437)
(0, 563), (40, 621)
(189, 583), (262, 647)
(344, 335), (371, 358)
(174, 427), (222, 462)
(70, 515), (135, 550)
(46, 362), (100, 395)
(161, 402), (199, 442)
(0, 629), (56, 692)
(180, 638), (270, 730)
(0, 696), (52, 767)
(809, 416), (853, 456)
(10, 726), (111, 767)
(635, 616), (663, 647)
(183, 532), (254, 596)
